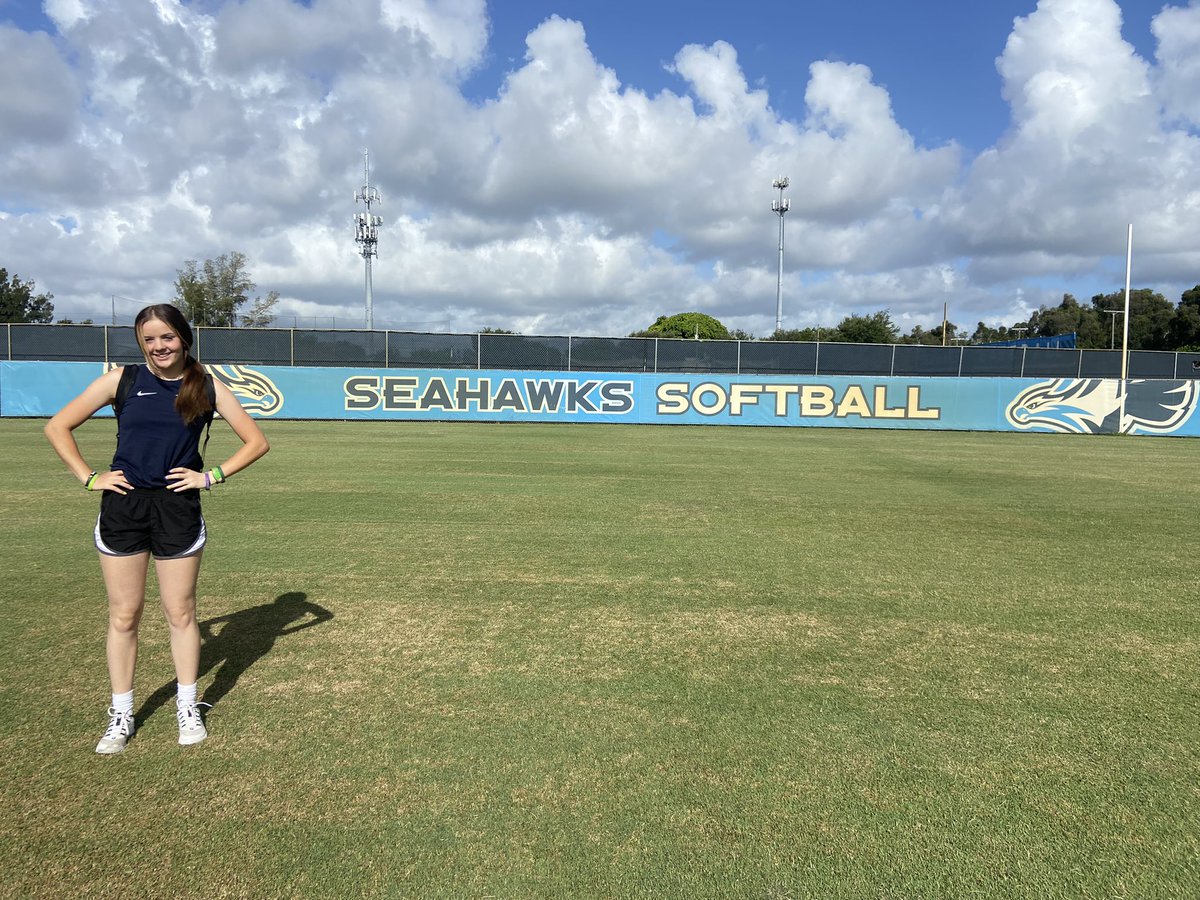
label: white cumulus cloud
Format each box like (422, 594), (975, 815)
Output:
(0, 0), (1196, 337)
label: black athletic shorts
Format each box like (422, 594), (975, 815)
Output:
(94, 488), (207, 560)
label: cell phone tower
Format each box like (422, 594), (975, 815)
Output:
(354, 148), (382, 330)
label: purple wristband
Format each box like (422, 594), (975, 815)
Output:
(204, 472), (212, 489)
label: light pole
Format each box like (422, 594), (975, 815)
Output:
(1012, 326), (1029, 341)
(772, 177), (790, 334)
(1104, 308), (1121, 350)
(354, 148), (382, 330)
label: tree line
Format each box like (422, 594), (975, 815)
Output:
(636, 287), (1200, 352)
(4, 253), (1199, 352)
(1, 252), (277, 327)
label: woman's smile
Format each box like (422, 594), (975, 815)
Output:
(139, 319), (185, 376)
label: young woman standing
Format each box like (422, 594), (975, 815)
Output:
(45, 304), (270, 753)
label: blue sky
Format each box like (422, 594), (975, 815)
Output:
(1, 0), (1197, 334)
(464, 1), (1162, 152)
(1, 0), (1161, 151)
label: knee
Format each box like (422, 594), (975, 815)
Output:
(162, 600), (197, 631)
(109, 605), (143, 634)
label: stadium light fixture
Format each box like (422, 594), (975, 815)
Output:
(771, 176), (790, 334)
(354, 148), (382, 330)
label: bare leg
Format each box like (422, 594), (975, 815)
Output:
(99, 552), (151, 694)
(156, 552), (203, 686)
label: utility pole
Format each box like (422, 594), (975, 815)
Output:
(354, 149), (382, 330)
(772, 177), (790, 334)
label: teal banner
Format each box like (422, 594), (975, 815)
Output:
(3, 361), (1197, 436)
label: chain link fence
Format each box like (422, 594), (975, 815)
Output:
(5, 323), (1199, 379)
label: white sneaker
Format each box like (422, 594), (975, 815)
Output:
(96, 707), (135, 754)
(177, 701), (210, 746)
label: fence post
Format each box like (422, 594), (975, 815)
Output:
(476, 333), (481, 369)
(103, 325), (110, 367)
(385, 330), (389, 369)
(958, 346), (964, 378)
(889, 345), (896, 377)
(1020, 346), (1027, 378)
(567, 336), (572, 372)
(290, 328), (295, 366)
(4, 323), (8, 360)
(736, 339), (741, 375)
(813, 340), (820, 376)
(653, 339), (659, 373)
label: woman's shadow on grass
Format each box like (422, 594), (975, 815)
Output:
(137, 592), (333, 724)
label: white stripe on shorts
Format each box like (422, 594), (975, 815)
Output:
(156, 514), (207, 560)
(94, 511), (137, 557)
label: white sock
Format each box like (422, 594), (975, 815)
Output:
(176, 682), (197, 708)
(112, 690), (134, 715)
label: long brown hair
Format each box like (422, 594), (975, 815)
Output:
(134, 304), (213, 425)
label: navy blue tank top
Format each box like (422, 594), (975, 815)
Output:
(111, 365), (210, 488)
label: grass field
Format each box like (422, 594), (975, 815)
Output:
(1, 418), (1197, 899)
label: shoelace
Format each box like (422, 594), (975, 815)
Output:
(103, 708), (133, 739)
(176, 701), (212, 726)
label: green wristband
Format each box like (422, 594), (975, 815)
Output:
(84, 472), (98, 491)
(214, 465), (226, 484)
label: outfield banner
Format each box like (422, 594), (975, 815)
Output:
(3, 361), (1198, 436)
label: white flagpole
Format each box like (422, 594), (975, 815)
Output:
(1121, 224), (1132, 379)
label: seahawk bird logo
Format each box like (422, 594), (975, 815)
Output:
(104, 362), (285, 416)
(205, 364), (284, 417)
(1007, 378), (1198, 435)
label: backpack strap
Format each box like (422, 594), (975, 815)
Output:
(112, 364), (138, 418)
(201, 371), (216, 465)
